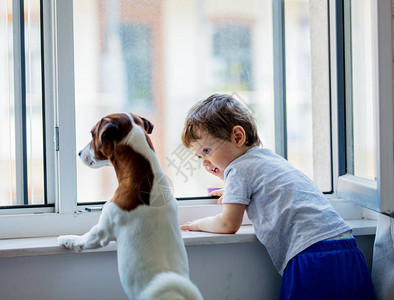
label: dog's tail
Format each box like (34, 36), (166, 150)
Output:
(138, 272), (203, 300)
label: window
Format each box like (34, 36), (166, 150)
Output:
(1, 0), (392, 238)
(0, 0), (46, 208)
(74, 0), (332, 203)
(335, 0), (394, 215)
(284, 0), (332, 192)
(343, 0), (376, 180)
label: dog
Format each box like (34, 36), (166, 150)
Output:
(58, 113), (203, 300)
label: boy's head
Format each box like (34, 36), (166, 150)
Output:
(181, 94), (261, 148)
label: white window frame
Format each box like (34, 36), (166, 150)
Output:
(331, 0), (394, 217)
(1, 0), (392, 240)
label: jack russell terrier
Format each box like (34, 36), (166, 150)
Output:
(58, 113), (203, 300)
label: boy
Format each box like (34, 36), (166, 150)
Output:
(180, 94), (375, 299)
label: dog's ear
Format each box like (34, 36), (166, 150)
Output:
(140, 117), (154, 134)
(97, 119), (120, 157)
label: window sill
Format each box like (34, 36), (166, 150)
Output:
(0, 196), (376, 239)
(0, 219), (377, 259)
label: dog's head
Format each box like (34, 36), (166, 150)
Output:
(79, 113), (154, 168)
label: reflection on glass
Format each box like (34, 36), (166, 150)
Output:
(351, 0), (376, 180)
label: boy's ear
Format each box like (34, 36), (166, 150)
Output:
(232, 126), (246, 146)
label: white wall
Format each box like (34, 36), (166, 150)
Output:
(0, 235), (374, 300)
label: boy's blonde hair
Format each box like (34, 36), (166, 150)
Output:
(181, 94), (262, 148)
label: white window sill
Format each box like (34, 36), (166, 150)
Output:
(0, 219), (377, 259)
(0, 196), (377, 239)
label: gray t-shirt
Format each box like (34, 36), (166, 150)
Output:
(222, 146), (352, 274)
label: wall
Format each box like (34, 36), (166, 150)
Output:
(0, 235), (374, 300)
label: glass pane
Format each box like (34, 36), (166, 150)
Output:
(351, 0), (376, 180)
(285, 0), (332, 191)
(0, 1), (16, 206)
(25, 0), (45, 204)
(74, 0), (275, 201)
(0, 0), (44, 207)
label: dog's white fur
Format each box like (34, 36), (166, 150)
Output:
(58, 113), (203, 300)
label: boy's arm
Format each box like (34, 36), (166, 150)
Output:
(180, 203), (246, 234)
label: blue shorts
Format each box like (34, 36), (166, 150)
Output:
(279, 238), (376, 300)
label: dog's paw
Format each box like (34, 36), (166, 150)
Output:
(57, 235), (85, 252)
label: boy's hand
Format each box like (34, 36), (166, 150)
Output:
(180, 220), (201, 231)
(209, 188), (224, 204)
(180, 204), (246, 234)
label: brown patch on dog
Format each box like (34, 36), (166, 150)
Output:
(88, 113), (156, 211)
(91, 113), (133, 161)
(111, 145), (153, 211)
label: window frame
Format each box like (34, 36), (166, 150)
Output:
(1, 0), (392, 239)
(12, 0), (29, 205)
(331, 0), (394, 216)
(273, 0), (288, 159)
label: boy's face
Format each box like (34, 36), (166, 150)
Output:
(190, 131), (242, 180)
